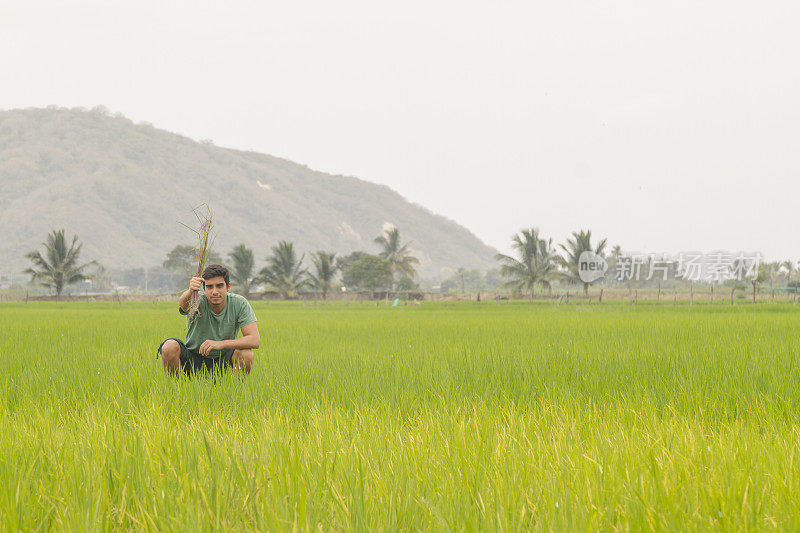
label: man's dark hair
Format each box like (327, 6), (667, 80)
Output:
(202, 264), (230, 286)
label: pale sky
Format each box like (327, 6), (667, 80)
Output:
(2, 1), (799, 259)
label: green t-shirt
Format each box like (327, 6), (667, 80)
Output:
(179, 292), (258, 359)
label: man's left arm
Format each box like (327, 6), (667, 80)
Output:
(199, 322), (260, 355)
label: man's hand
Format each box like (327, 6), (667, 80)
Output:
(179, 276), (205, 312)
(199, 339), (225, 356)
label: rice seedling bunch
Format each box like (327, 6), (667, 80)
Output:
(181, 204), (215, 321)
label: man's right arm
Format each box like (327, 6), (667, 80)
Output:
(179, 277), (204, 312)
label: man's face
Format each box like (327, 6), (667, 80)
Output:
(203, 276), (230, 306)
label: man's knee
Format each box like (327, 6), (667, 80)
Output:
(160, 339), (181, 367)
(232, 349), (254, 373)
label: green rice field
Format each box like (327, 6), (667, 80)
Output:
(1, 300), (799, 530)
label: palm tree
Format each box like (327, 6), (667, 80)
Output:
(25, 229), (96, 297)
(782, 260), (798, 296)
(91, 265), (113, 292)
(374, 227), (420, 286)
(495, 228), (558, 303)
(606, 245), (624, 286)
(752, 264), (768, 303)
(763, 261), (781, 291)
(308, 251), (339, 301)
(559, 229), (608, 297)
(228, 244), (256, 297)
(258, 241), (308, 299)
(781, 260), (796, 283)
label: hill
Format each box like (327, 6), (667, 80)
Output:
(0, 107), (497, 279)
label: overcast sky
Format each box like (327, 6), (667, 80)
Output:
(2, 1), (799, 259)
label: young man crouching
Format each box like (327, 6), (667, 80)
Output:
(158, 264), (260, 376)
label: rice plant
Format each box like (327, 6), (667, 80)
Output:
(0, 300), (798, 530)
(179, 204), (215, 321)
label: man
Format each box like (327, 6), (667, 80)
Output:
(157, 264), (260, 376)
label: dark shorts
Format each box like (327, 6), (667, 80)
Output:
(157, 337), (234, 376)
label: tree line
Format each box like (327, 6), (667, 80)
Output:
(493, 228), (800, 302)
(20, 226), (800, 300)
(22, 227), (421, 298)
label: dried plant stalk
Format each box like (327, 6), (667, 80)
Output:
(181, 204), (215, 321)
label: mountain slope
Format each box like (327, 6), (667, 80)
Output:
(0, 107), (496, 278)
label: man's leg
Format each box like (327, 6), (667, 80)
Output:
(159, 339), (183, 376)
(231, 349), (254, 373)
